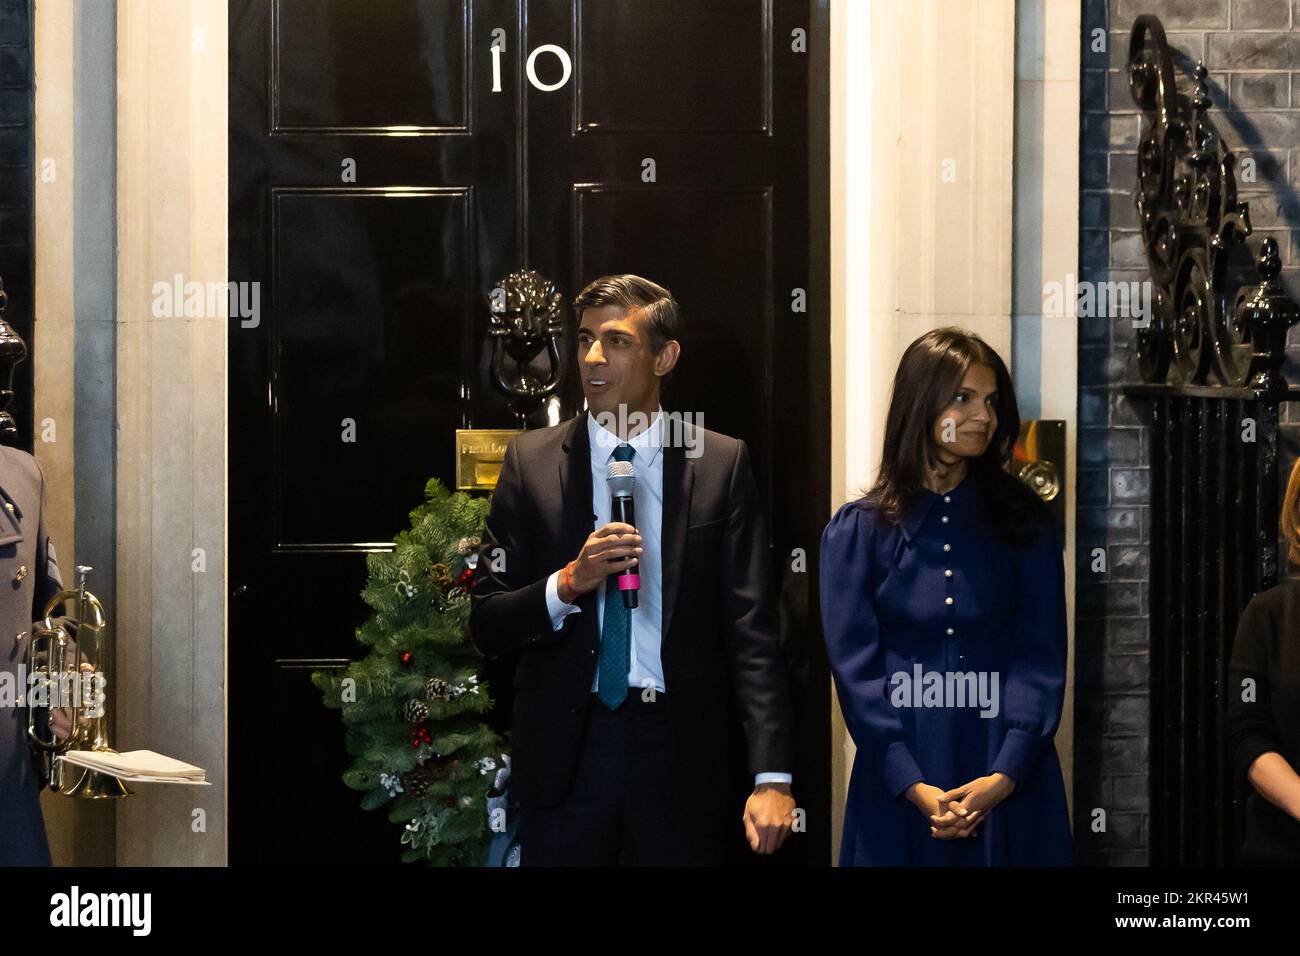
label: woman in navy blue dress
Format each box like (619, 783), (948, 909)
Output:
(820, 328), (1073, 866)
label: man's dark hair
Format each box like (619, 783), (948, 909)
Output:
(572, 274), (681, 352)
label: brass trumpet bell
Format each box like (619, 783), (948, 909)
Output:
(51, 758), (132, 799)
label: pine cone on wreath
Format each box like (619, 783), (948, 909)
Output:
(403, 763), (435, 799)
(404, 699), (429, 723)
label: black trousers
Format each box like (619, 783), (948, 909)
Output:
(518, 689), (726, 866)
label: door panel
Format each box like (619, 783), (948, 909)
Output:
(272, 0), (470, 132)
(272, 188), (472, 549)
(575, 0), (770, 133)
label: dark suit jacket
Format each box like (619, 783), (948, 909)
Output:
(469, 411), (794, 809)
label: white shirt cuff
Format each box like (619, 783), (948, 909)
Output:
(544, 569), (582, 631)
(754, 772), (793, 786)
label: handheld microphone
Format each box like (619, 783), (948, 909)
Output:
(606, 458), (639, 609)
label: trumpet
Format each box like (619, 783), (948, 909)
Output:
(26, 565), (131, 798)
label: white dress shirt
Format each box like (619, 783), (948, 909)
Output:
(543, 407), (791, 787)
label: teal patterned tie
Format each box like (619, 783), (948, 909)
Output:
(597, 443), (636, 710)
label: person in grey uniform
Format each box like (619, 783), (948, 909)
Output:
(0, 443), (65, 866)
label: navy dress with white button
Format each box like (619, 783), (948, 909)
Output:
(820, 473), (1073, 866)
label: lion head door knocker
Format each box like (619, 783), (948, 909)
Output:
(0, 277), (27, 446)
(487, 269), (566, 424)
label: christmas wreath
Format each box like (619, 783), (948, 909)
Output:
(313, 478), (509, 865)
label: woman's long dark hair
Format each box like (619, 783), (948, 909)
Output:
(862, 327), (1045, 547)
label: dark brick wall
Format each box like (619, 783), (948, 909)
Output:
(0, 0), (31, 448)
(1078, 0), (1300, 866)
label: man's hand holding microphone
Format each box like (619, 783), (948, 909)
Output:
(556, 523), (642, 604)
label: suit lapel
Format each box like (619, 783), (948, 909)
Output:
(558, 411), (593, 554)
(557, 412), (600, 649)
(659, 438), (694, 644)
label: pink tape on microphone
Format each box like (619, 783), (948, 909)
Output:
(618, 574), (640, 590)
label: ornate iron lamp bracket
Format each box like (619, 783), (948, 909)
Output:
(1128, 15), (1297, 389)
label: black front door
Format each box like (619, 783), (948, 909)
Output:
(229, 0), (829, 865)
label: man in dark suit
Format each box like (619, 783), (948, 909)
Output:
(470, 274), (796, 866)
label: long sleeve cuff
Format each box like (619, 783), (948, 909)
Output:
(884, 740), (925, 799)
(754, 772), (793, 786)
(544, 569), (582, 631)
(990, 727), (1038, 785)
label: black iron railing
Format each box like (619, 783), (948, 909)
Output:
(1122, 16), (1300, 865)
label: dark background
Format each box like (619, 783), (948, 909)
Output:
(0, 0), (32, 449)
